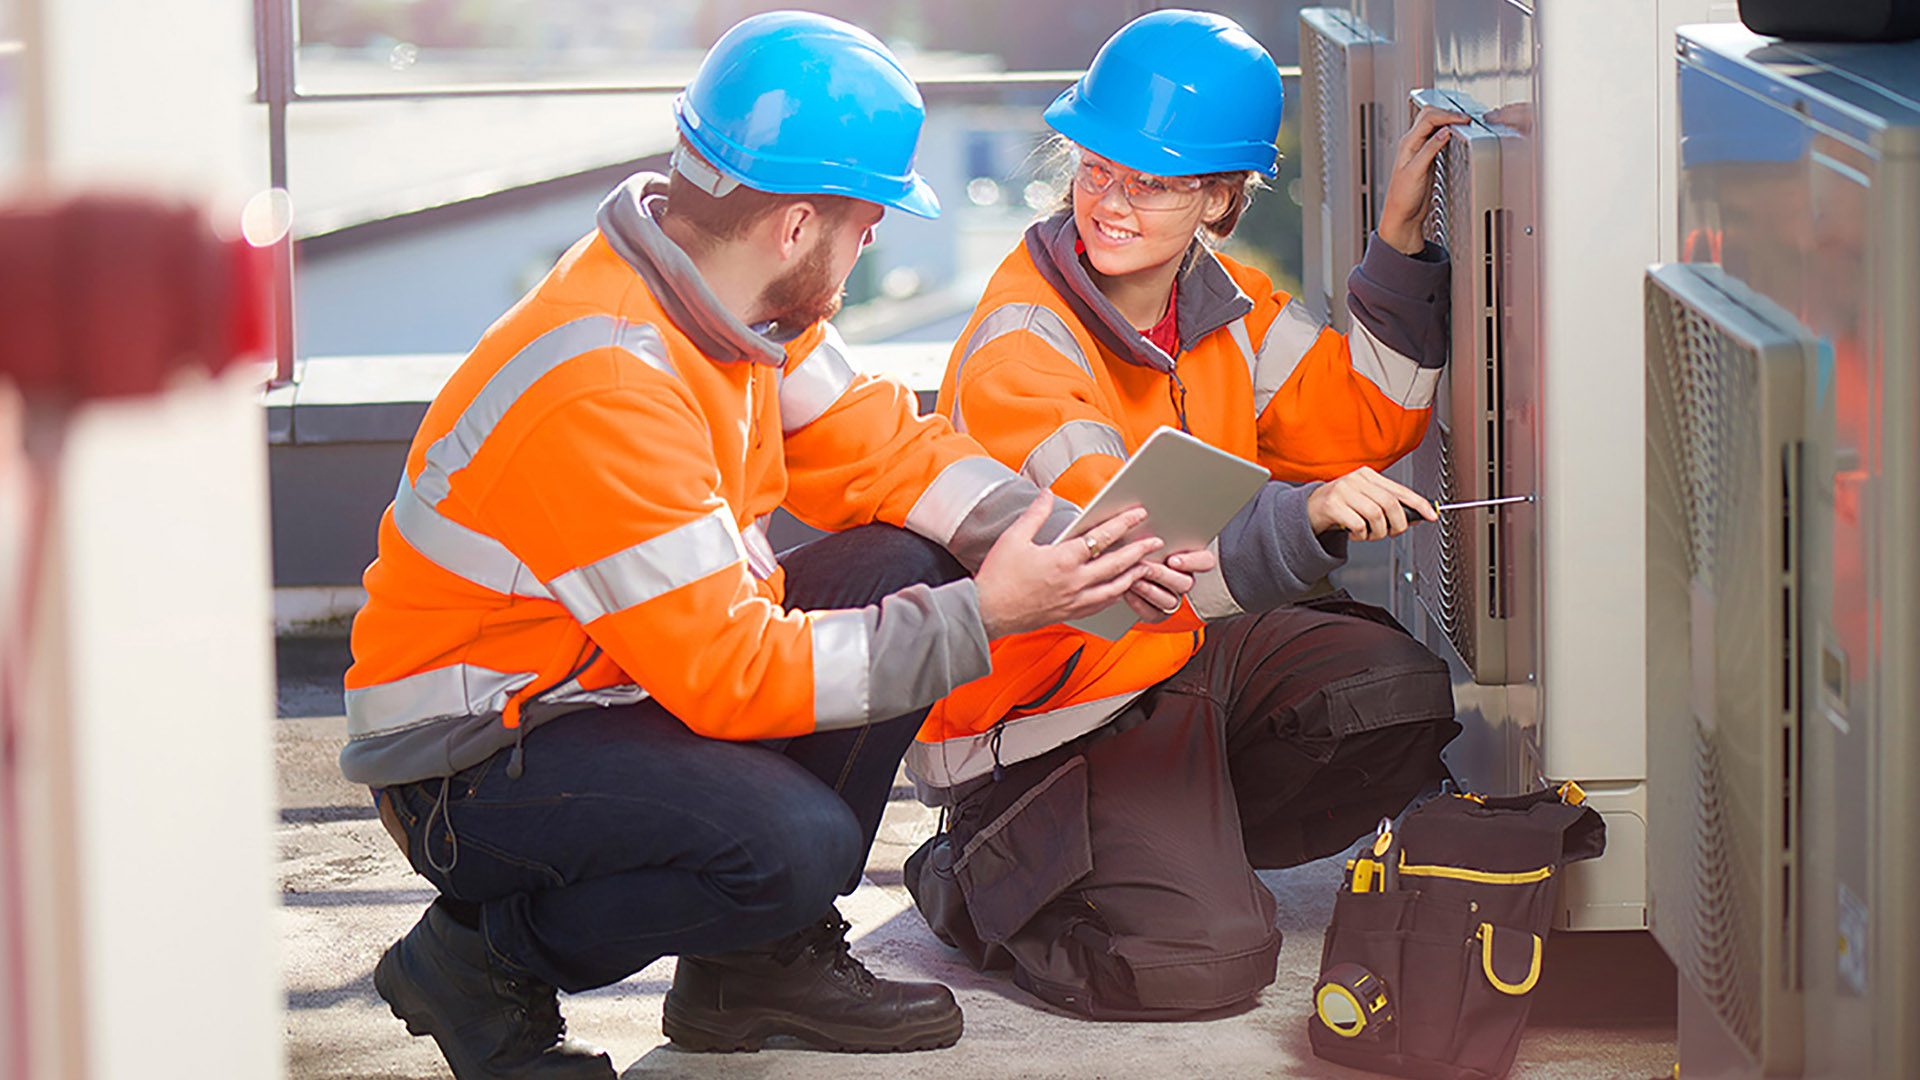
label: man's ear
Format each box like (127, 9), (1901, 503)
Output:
(769, 201), (819, 261)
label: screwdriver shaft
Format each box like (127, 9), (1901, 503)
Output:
(1432, 494), (1535, 513)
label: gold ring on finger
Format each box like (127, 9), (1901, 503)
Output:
(1084, 535), (1102, 557)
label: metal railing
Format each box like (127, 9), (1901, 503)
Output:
(252, 0), (1295, 384)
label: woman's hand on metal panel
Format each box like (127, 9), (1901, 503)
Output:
(1377, 106), (1469, 256)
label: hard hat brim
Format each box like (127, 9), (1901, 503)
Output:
(674, 100), (943, 220)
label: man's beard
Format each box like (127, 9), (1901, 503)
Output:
(757, 230), (844, 331)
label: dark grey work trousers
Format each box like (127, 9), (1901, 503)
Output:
(906, 595), (1460, 1019)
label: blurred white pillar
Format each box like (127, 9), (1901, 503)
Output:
(20, 372), (282, 1080)
(6, 1), (282, 1079)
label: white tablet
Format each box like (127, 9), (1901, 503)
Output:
(1058, 426), (1269, 640)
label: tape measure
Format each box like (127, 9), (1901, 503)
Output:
(1314, 962), (1395, 1040)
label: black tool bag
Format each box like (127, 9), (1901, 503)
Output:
(1739, 0), (1920, 41)
(1307, 785), (1606, 1080)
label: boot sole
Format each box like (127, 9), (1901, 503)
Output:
(662, 999), (963, 1054)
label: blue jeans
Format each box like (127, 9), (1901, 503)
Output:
(380, 524), (966, 993)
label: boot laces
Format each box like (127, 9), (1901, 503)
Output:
(499, 973), (568, 1049)
(776, 913), (876, 994)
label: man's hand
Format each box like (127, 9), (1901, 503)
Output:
(975, 495), (1161, 639)
(1307, 467), (1437, 541)
(1122, 545), (1217, 623)
(1376, 106), (1470, 256)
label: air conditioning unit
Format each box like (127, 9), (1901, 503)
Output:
(1644, 262), (1811, 1074)
(1673, 24), (1920, 1078)
(1398, 87), (1523, 688)
(1299, 7), (1382, 331)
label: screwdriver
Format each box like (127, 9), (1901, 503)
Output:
(1431, 493), (1534, 513)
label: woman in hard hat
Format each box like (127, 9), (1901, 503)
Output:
(903, 9), (1467, 1019)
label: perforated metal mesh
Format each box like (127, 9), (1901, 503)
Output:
(1648, 291), (1759, 587)
(1411, 422), (1475, 671)
(1422, 139), (1455, 254)
(1312, 28), (1340, 215)
(1408, 136), (1477, 670)
(1646, 279), (1772, 1060)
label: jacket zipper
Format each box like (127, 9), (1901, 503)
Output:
(989, 644), (1085, 782)
(1166, 346), (1192, 433)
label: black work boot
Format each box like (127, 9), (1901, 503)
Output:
(662, 909), (963, 1053)
(374, 902), (614, 1079)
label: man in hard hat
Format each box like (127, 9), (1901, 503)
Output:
(343, 12), (1200, 1077)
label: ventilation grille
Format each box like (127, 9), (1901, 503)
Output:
(1410, 131), (1503, 675)
(1309, 21), (1345, 313)
(1481, 206), (1508, 621)
(1648, 294), (1746, 584)
(1313, 26), (1340, 216)
(1357, 101), (1378, 251)
(1300, 9), (1377, 331)
(1644, 265), (1806, 1067)
(1689, 716), (1761, 1054)
(1411, 422), (1475, 671)
(1423, 140), (1453, 253)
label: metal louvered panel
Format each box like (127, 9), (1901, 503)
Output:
(1299, 8), (1380, 332)
(1402, 87), (1510, 684)
(1644, 262), (1810, 1073)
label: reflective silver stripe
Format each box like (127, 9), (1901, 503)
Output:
(779, 324), (857, 433)
(904, 456), (1023, 546)
(1228, 317), (1256, 384)
(395, 315), (674, 597)
(1019, 419), (1128, 490)
(903, 691), (1142, 790)
(345, 664), (538, 739)
(1349, 317), (1441, 408)
(1252, 300), (1325, 417)
(546, 508), (746, 625)
(392, 474), (553, 600)
(1187, 537), (1244, 620)
(742, 517), (780, 581)
(539, 679), (651, 709)
(416, 316), (672, 505)
(951, 303), (1093, 432)
(810, 610), (872, 730)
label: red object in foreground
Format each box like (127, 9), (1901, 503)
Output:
(0, 195), (270, 402)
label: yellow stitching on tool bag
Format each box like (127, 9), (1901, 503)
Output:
(1396, 857), (1554, 885)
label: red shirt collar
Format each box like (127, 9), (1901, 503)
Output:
(1075, 237), (1180, 357)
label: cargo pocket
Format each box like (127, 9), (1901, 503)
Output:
(1395, 929), (1474, 1063)
(953, 756), (1093, 944)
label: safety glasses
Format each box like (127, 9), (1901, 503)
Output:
(1073, 154), (1209, 211)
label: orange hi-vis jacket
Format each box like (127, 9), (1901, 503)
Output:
(907, 213), (1451, 790)
(341, 175), (1072, 788)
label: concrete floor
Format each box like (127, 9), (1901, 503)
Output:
(278, 637), (1678, 1079)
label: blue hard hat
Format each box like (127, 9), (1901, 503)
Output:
(674, 11), (940, 218)
(1045, 9), (1284, 178)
